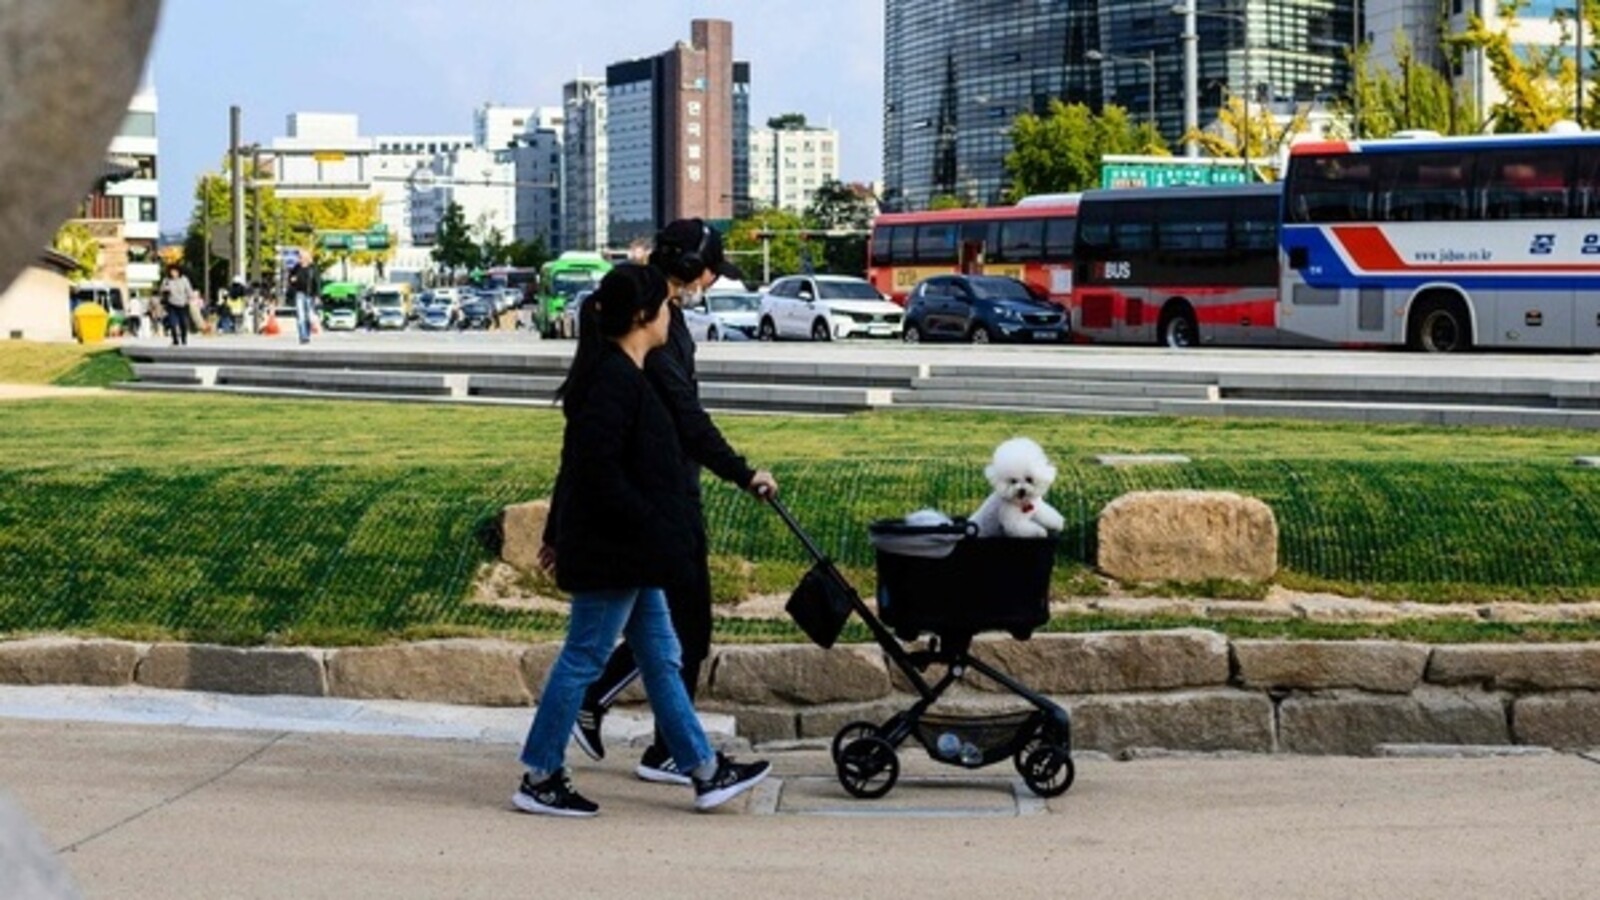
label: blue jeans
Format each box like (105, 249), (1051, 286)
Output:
(295, 292), (313, 342)
(520, 587), (714, 778)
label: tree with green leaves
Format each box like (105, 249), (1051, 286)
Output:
(724, 207), (809, 282)
(928, 194), (969, 210)
(52, 222), (99, 280)
(1004, 102), (1166, 200)
(430, 202), (478, 275)
(804, 180), (875, 275)
(479, 226), (509, 267)
(1450, 0), (1597, 132)
(1341, 39), (1480, 138)
(767, 113), (808, 130)
(505, 236), (550, 270)
(1183, 96), (1312, 181)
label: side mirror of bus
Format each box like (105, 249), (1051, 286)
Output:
(1288, 247), (1309, 271)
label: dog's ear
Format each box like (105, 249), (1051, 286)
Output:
(1039, 462), (1057, 487)
(983, 462), (997, 485)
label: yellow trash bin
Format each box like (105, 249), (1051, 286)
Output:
(72, 302), (109, 345)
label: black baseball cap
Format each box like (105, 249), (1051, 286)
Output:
(655, 218), (745, 282)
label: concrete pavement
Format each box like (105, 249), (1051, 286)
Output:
(3, 712), (1599, 898)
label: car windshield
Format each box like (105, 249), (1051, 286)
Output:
(817, 280), (884, 301)
(552, 271), (601, 297)
(969, 278), (1034, 301)
(372, 293), (402, 308)
(707, 294), (760, 313)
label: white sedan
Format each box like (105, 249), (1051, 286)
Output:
(682, 292), (761, 341)
(756, 275), (904, 341)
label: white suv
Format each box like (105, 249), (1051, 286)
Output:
(757, 275), (905, 341)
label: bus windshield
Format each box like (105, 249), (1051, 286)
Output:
(551, 270), (601, 297)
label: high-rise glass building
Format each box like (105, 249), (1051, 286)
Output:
(884, 0), (1355, 211)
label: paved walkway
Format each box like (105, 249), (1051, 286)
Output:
(1, 707), (1597, 899)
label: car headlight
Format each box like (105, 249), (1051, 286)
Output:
(997, 307), (1021, 321)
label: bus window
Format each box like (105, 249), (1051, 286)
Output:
(1287, 153), (1380, 223)
(996, 218), (1045, 262)
(1113, 220), (1153, 252)
(870, 225), (895, 266)
(1478, 150), (1570, 220)
(1578, 146), (1600, 217)
(1384, 152), (1474, 221)
(916, 223), (959, 264)
(889, 225), (917, 264)
(1232, 194), (1280, 250)
(1158, 215), (1228, 251)
(961, 220), (991, 246)
(1044, 217), (1077, 260)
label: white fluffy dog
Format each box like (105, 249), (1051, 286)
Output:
(971, 438), (1066, 538)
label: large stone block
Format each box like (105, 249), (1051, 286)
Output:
(1426, 645), (1600, 691)
(500, 500), (551, 573)
(1096, 490), (1278, 583)
(1234, 640), (1428, 694)
(518, 641), (564, 692)
(1069, 690), (1276, 754)
(969, 630), (1230, 694)
(707, 645), (890, 705)
(1512, 693), (1600, 750)
(137, 644), (326, 696)
(797, 699), (914, 740)
(0, 638), (141, 686)
(328, 640), (530, 706)
(1279, 689), (1509, 756)
(696, 703), (799, 745)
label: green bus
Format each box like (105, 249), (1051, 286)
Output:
(536, 252), (612, 337)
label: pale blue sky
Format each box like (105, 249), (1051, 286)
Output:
(148, 0), (886, 232)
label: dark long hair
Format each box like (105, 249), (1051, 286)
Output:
(555, 264), (669, 412)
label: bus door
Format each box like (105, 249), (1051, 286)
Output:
(960, 220), (989, 274)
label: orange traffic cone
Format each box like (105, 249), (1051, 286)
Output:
(262, 313), (280, 336)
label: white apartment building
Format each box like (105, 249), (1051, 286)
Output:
(475, 103), (536, 152)
(511, 107), (564, 250)
(563, 77), (608, 252)
(108, 84), (160, 292)
(372, 133), (473, 245)
(412, 146), (517, 246)
(747, 124), (839, 214)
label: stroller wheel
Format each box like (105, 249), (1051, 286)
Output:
(836, 736), (899, 799)
(830, 721), (880, 765)
(1018, 744), (1075, 798)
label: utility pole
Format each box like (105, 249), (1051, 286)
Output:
(201, 175), (212, 305)
(1182, 3), (1199, 157)
(250, 148), (262, 288)
(1578, 0), (1586, 125)
(229, 105), (245, 290)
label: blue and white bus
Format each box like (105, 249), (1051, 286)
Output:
(1280, 131), (1600, 352)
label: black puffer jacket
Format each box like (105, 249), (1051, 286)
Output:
(644, 304), (757, 497)
(548, 345), (695, 592)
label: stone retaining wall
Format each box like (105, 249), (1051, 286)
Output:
(3, 632), (1597, 754)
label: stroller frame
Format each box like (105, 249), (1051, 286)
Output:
(767, 496), (1075, 800)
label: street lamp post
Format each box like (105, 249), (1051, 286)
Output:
(1173, 4), (1252, 179)
(1087, 49), (1158, 129)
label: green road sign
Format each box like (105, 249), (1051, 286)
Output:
(1099, 156), (1252, 189)
(318, 225), (390, 251)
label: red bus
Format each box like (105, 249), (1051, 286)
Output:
(867, 195), (1079, 306)
(1071, 184), (1282, 347)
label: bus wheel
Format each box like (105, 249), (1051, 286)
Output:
(759, 318), (777, 341)
(1158, 308), (1198, 349)
(1410, 298), (1472, 353)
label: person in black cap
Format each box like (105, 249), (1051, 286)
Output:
(549, 219), (778, 785)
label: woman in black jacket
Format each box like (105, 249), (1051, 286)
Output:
(513, 264), (769, 818)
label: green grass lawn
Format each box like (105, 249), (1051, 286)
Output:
(0, 341), (132, 387)
(2, 391), (1599, 646)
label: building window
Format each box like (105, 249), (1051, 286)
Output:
(138, 197), (157, 222)
(121, 111), (156, 138)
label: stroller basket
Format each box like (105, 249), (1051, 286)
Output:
(913, 709), (1046, 768)
(871, 521), (1058, 641)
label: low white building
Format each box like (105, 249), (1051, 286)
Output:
(511, 107), (564, 250)
(371, 133), (473, 245)
(747, 123), (839, 214)
(107, 84), (160, 294)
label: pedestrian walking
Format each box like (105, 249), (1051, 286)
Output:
(513, 263), (770, 817)
(127, 293), (147, 339)
(158, 263), (194, 346)
(286, 251), (319, 344)
(562, 219), (778, 785)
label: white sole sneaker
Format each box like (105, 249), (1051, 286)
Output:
(510, 790), (598, 818)
(694, 765), (771, 811)
(635, 762), (694, 786)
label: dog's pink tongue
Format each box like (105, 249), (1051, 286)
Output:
(1021, 503), (1034, 513)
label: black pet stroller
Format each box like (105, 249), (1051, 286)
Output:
(768, 496), (1075, 800)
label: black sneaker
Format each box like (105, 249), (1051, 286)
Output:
(571, 705), (606, 761)
(635, 743), (693, 786)
(510, 769), (598, 818)
(692, 754), (772, 811)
